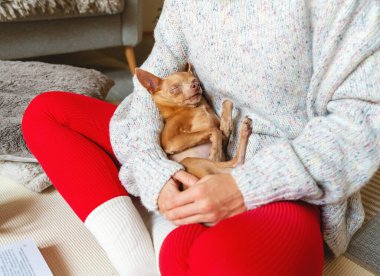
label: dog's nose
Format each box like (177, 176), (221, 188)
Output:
(190, 83), (199, 89)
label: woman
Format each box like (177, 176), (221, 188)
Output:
(22, 0), (380, 275)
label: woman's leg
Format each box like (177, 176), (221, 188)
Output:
(22, 91), (125, 220)
(22, 91), (158, 275)
(160, 201), (324, 276)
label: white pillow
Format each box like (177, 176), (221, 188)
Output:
(0, 161), (51, 192)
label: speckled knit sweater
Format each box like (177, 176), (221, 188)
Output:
(110, 0), (380, 257)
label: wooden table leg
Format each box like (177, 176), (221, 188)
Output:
(124, 46), (137, 75)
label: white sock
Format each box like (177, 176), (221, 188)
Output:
(151, 213), (178, 268)
(85, 196), (159, 276)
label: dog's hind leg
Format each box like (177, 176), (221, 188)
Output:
(222, 116), (252, 168)
(180, 117), (252, 181)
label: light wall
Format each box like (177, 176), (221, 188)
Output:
(141, 0), (164, 32)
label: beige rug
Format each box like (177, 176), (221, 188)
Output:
(0, 175), (117, 275)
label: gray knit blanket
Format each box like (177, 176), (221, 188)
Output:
(0, 60), (114, 162)
(0, 60), (114, 192)
(0, 0), (124, 21)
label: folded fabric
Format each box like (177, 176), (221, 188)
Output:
(0, 60), (114, 192)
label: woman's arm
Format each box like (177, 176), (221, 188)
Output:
(109, 0), (187, 211)
(231, 0), (380, 209)
(161, 0), (380, 224)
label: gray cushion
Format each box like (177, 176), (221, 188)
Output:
(0, 60), (114, 162)
(0, 0), (124, 22)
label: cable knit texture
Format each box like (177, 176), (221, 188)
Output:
(110, 0), (380, 257)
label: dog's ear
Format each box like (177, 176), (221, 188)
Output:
(185, 63), (193, 74)
(135, 68), (162, 94)
(185, 63), (198, 78)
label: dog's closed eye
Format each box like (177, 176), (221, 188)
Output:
(170, 85), (181, 94)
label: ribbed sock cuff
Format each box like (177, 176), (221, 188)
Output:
(85, 196), (159, 276)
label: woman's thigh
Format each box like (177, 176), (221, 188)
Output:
(160, 201), (324, 276)
(23, 91), (119, 162)
(22, 91), (128, 220)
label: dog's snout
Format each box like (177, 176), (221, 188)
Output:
(190, 81), (200, 90)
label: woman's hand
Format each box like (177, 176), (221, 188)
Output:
(158, 170), (198, 215)
(159, 173), (247, 226)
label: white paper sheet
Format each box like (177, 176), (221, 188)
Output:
(0, 239), (53, 276)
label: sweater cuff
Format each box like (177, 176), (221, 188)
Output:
(230, 140), (322, 210)
(133, 146), (184, 212)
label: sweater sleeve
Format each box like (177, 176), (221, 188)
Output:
(231, 0), (380, 209)
(109, 0), (187, 211)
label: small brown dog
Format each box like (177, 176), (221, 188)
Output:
(136, 65), (252, 186)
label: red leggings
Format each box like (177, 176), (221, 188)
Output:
(22, 92), (324, 275)
(160, 201), (324, 276)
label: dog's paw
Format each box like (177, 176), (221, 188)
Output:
(241, 116), (252, 137)
(222, 100), (233, 109)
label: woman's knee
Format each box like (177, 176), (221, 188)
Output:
(187, 201), (324, 276)
(186, 221), (254, 276)
(22, 91), (77, 138)
(22, 92), (54, 139)
(159, 224), (207, 276)
(22, 91), (62, 126)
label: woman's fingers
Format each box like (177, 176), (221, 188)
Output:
(164, 200), (203, 221)
(159, 171), (199, 213)
(163, 190), (220, 225)
(157, 177), (181, 212)
(172, 213), (216, 226)
(173, 170), (199, 187)
(162, 174), (246, 225)
(164, 185), (199, 210)
(164, 203), (195, 221)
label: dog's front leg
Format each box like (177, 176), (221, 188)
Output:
(162, 129), (217, 156)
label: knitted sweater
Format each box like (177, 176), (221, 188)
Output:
(110, 0), (380, 257)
